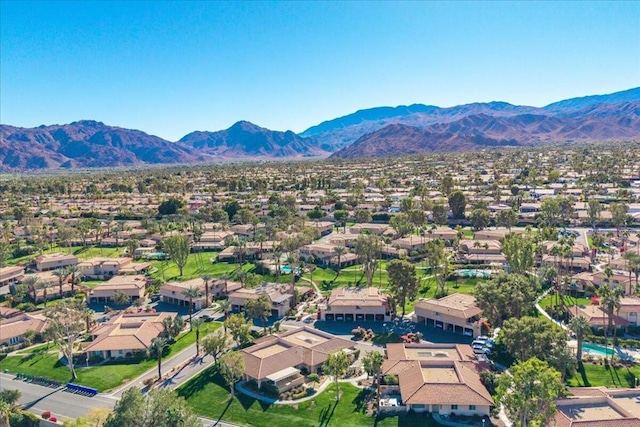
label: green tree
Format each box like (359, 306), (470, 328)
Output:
(201, 273), (213, 308)
(425, 239), (450, 298)
(163, 234), (190, 276)
(112, 290), (131, 306)
(469, 208), (490, 231)
(333, 246), (346, 271)
(219, 351), (244, 399)
(105, 387), (199, 427)
(245, 295), (271, 333)
(149, 337), (167, 379)
(497, 357), (564, 427)
(496, 208), (518, 230)
(323, 350), (351, 402)
(44, 300), (91, 380)
(158, 197), (185, 216)
(52, 267), (70, 299)
(182, 285), (201, 327)
(355, 234), (383, 286)
(192, 318), (203, 357)
(307, 373), (321, 389)
(354, 209), (372, 223)
(502, 233), (535, 275)
(361, 351), (384, 394)
(569, 315), (592, 362)
(448, 190), (467, 219)
(587, 199), (602, 230)
(333, 210), (349, 232)
(431, 203), (448, 225)
(387, 259), (418, 317)
(390, 213), (413, 237)
(474, 274), (539, 327)
(224, 313), (253, 348)
(202, 331), (229, 366)
(499, 316), (569, 369)
(610, 202), (630, 234)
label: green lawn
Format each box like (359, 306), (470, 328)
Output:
(0, 352), (155, 392)
(178, 365), (438, 427)
(148, 254), (259, 282)
(5, 245), (125, 267)
(539, 294), (591, 309)
(0, 322), (221, 392)
(567, 362), (640, 388)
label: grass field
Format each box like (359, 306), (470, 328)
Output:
(539, 294), (591, 309)
(0, 322), (221, 392)
(5, 245), (125, 267)
(178, 365), (438, 427)
(566, 362), (640, 388)
(148, 254), (257, 282)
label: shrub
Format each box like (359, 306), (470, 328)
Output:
(41, 411), (51, 419)
(142, 376), (156, 386)
(16, 303), (37, 312)
(48, 416), (57, 422)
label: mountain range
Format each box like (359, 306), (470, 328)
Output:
(1, 87), (639, 169)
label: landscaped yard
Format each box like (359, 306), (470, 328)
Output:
(0, 322), (221, 392)
(566, 362), (640, 388)
(149, 255), (256, 282)
(178, 365), (438, 427)
(539, 294), (591, 309)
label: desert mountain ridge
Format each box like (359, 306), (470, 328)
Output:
(1, 86), (639, 169)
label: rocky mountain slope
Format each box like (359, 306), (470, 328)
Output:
(331, 100), (640, 159)
(304, 87), (640, 150)
(179, 121), (326, 158)
(0, 121), (209, 170)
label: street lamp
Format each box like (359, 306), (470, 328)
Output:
(482, 418), (486, 427)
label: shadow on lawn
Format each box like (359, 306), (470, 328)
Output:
(576, 362), (591, 386)
(351, 388), (372, 413)
(317, 400), (338, 427)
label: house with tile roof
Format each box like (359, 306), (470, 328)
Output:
(380, 342), (493, 416)
(319, 287), (391, 322)
(34, 253), (79, 272)
(82, 311), (175, 360)
(0, 311), (48, 347)
(240, 327), (355, 393)
(414, 293), (482, 337)
(89, 275), (147, 304)
(228, 282), (294, 318)
(553, 387), (640, 427)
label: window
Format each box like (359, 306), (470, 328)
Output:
(469, 405), (476, 410)
(435, 312), (440, 316)
(451, 404), (458, 410)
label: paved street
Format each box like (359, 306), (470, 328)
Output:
(0, 372), (117, 419)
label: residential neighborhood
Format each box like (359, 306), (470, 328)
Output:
(0, 145), (639, 426)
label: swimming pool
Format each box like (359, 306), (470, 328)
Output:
(582, 342), (615, 357)
(280, 266), (300, 274)
(456, 269), (492, 278)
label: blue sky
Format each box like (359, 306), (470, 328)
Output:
(1, 1), (639, 140)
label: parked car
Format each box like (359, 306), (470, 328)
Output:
(201, 313), (215, 322)
(150, 294), (161, 302)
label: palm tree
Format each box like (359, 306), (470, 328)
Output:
(38, 280), (53, 307)
(149, 337), (167, 379)
(333, 246), (346, 272)
(201, 273), (213, 308)
(182, 286), (202, 328)
(218, 299), (231, 333)
(65, 265), (80, 294)
(52, 268), (69, 298)
(220, 273), (232, 296)
(192, 318), (203, 357)
(569, 316), (592, 362)
(23, 276), (39, 303)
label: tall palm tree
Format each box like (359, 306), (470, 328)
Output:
(23, 276), (39, 303)
(333, 246), (346, 272)
(38, 280), (53, 307)
(65, 265), (80, 294)
(201, 273), (213, 308)
(182, 286), (202, 328)
(569, 316), (592, 362)
(52, 268), (69, 298)
(192, 318), (203, 357)
(149, 337), (167, 379)
(218, 299), (231, 333)
(220, 273), (232, 296)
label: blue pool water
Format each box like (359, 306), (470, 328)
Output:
(582, 342), (615, 357)
(456, 269), (491, 278)
(281, 266), (292, 274)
